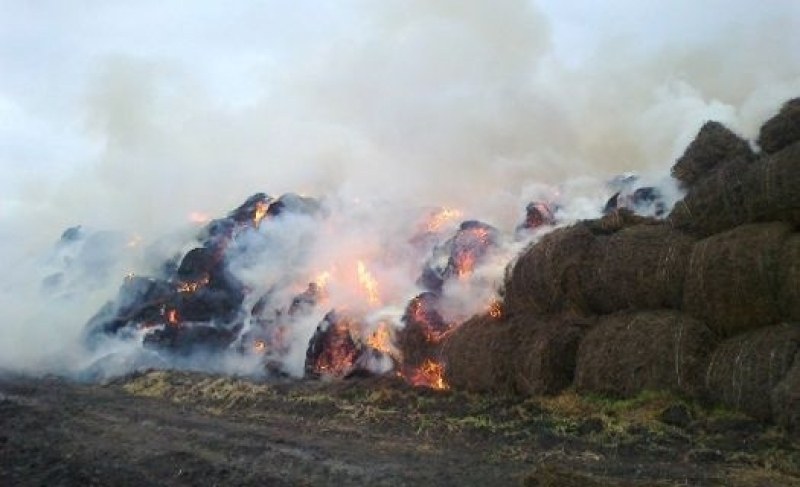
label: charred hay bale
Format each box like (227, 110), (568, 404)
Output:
(579, 224), (694, 314)
(671, 121), (754, 187)
(441, 314), (515, 393)
(683, 223), (791, 338)
(758, 98), (800, 154)
(669, 142), (800, 236)
(705, 323), (800, 421)
(778, 234), (800, 322)
(771, 359), (800, 433)
(503, 224), (594, 315)
(511, 315), (590, 396)
(575, 310), (715, 398)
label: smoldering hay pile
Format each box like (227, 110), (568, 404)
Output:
(442, 97), (800, 432)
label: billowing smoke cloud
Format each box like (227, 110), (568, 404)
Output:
(0, 0), (798, 376)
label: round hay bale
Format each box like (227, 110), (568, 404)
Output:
(771, 359), (800, 433)
(575, 310), (716, 398)
(441, 314), (515, 393)
(705, 323), (800, 421)
(778, 234), (800, 322)
(503, 224), (595, 316)
(511, 315), (590, 396)
(579, 224), (695, 314)
(583, 208), (660, 235)
(683, 222), (791, 338)
(671, 121), (754, 187)
(758, 98), (800, 154)
(670, 142), (800, 236)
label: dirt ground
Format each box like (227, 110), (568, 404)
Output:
(1, 370), (797, 486)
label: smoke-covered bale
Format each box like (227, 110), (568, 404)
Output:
(778, 234), (800, 322)
(671, 121), (754, 186)
(579, 224), (694, 314)
(758, 98), (800, 154)
(705, 323), (800, 421)
(683, 223), (791, 338)
(669, 142), (800, 236)
(575, 310), (715, 398)
(771, 360), (800, 433)
(511, 315), (590, 396)
(503, 224), (594, 315)
(398, 292), (448, 368)
(582, 208), (659, 235)
(441, 314), (515, 393)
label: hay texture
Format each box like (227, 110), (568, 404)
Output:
(705, 323), (800, 421)
(441, 313), (515, 393)
(778, 234), (800, 322)
(758, 98), (800, 154)
(771, 359), (800, 433)
(503, 224), (595, 316)
(683, 223), (791, 338)
(511, 315), (589, 396)
(575, 310), (715, 398)
(579, 224), (694, 314)
(671, 121), (754, 187)
(669, 142), (800, 237)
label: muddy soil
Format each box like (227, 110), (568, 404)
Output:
(1, 371), (797, 486)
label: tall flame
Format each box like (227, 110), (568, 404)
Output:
(253, 200), (269, 227)
(356, 261), (380, 306)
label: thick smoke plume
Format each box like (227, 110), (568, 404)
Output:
(0, 0), (798, 377)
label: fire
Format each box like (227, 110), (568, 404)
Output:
(454, 253), (476, 279)
(253, 339), (267, 353)
(488, 300), (503, 319)
(426, 207), (463, 232)
(177, 275), (210, 293)
(314, 271), (332, 289)
(366, 323), (395, 356)
(408, 359), (448, 390)
(165, 309), (179, 326)
(356, 261), (380, 306)
(188, 211), (211, 224)
(253, 200), (269, 227)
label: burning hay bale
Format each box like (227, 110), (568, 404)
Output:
(304, 311), (365, 379)
(579, 224), (694, 314)
(440, 313), (515, 393)
(778, 234), (800, 322)
(771, 359), (800, 433)
(704, 323), (800, 421)
(758, 98), (800, 154)
(503, 224), (594, 316)
(511, 315), (589, 396)
(398, 292), (448, 369)
(669, 141), (800, 237)
(515, 201), (557, 237)
(683, 222), (792, 338)
(670, 121), (754, 187)
(574, 310), (716, 398)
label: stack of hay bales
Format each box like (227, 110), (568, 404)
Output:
(440, 98), (800, 431)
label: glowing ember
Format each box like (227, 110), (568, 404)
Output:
(177, 275), (210, 293)
(306, 314), (362, 378)
(253, 339), (267, 353)
(408, 359), (448, 390)
(488, 301), (503, 319)
(165, 309), (179, 326)
(426, 207), (463, 232)
(356, 261), (381, 306)
(253, 200), (269, 227)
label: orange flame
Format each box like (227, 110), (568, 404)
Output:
(356, 261), (381, 306)
(409, 359), (448, 390)
(253, 200), (269, 227)
(488, 300), (503, 319)
(177, 275), (210, 293)
(314, 271), (332, 289)
(426, 208), (462, 232)
(366, 323), (395, 356)
(253, 339), (267, 353)
(166, 309), (179, 326)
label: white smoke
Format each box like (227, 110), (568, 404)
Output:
(0, 0), (798, 376)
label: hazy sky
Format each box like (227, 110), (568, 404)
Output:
(0, 1), (798, 230)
